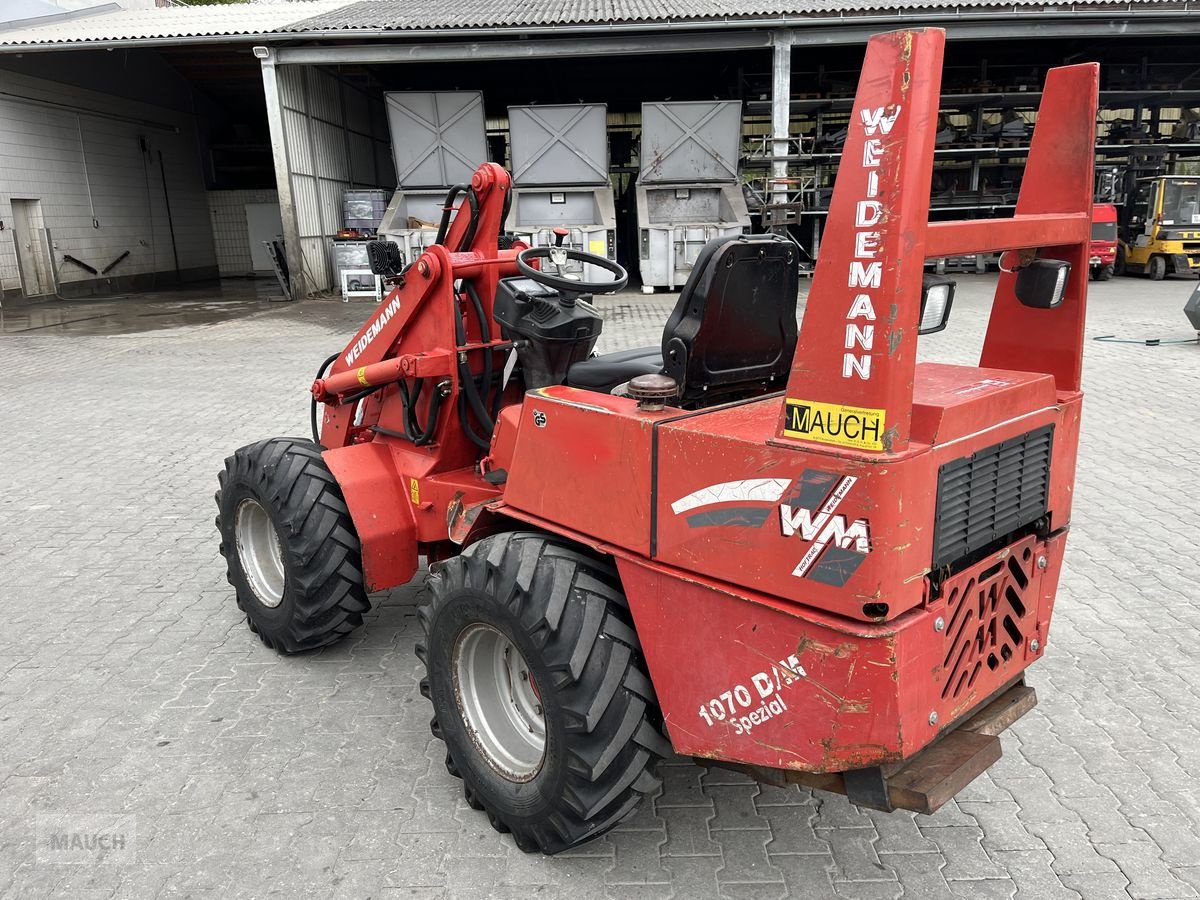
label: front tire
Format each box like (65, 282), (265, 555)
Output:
(1149, 254), (1167, 281)
(417, 532), (671, 854)
(216, 437), (370, 653)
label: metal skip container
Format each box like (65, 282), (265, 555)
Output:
(506, 104), (616, 284)
(378, 91), (488, 264)
(636, 100), (750, 290)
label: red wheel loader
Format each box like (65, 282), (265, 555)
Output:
(215, 28), (1098, 854)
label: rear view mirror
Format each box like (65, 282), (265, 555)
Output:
(1015, 259), (1071, 309)
(919, 274), (955, 334)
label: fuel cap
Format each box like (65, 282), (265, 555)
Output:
(628, 374), (678, 411)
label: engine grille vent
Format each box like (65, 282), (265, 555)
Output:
(933, 425), (1053, 569)
(940, 536), (1037, 703)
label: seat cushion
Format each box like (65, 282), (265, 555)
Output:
(565, 346), (663, 393)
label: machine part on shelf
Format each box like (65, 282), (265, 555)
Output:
(213, 28), (1096, 856)
(761, 203), (803, 228)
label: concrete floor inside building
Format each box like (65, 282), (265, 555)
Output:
(1, 274), (1198, 898)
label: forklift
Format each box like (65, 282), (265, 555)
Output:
(1116, 175), (1200, 279)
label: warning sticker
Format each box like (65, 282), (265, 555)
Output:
(783, 399), (885, 451)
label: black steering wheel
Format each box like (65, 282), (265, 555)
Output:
(516, 245), (628, 294)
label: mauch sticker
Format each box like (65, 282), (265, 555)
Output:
(671, 469), (871, 587)
(783, 398), (885, 451)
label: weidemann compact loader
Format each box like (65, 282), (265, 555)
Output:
(216, 28), (1097, 853)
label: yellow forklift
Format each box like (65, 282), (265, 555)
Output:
(1116, 175), (1200, 280)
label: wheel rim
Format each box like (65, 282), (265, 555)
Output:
(453, 623), (546, 781)
(234, 498), (286, 608)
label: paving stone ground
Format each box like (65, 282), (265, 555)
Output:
(1, 273), (1199, 899)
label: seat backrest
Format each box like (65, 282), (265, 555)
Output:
(661, 233), (799, 405)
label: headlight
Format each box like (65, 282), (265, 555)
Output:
(919, 275), (955, 335)
(1015, 258), (1071, 309)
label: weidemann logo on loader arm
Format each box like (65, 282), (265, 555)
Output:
(345, 296), (401, 366)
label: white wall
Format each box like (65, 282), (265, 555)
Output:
(277, 65), (393, 294)
(0, 66), (217, 296)
(208, 189), (279, 276)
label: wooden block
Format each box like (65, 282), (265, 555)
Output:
(784, 771), (846, 794)
(960, 684), (1037, 736)
(886, 730), (1002, 814)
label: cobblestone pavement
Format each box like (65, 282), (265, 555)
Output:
(1, 274), (1199, 899)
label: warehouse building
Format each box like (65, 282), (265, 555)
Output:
(1, 0), (1198, 299)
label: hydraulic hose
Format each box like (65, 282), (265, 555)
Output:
(455, 282), (496, 437)
(434, 184), (480, 251)
(458, 188), (481, 252)
(434, 184), (470, 246)
(463, 279), (494, 405)
(457, 390), (492, 451)
(451, 279), (495, 451)
(310, 352), (340, 445)
(397, 378), (445, 445)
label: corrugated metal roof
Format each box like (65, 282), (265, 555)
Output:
(0, 0), (1188, 48)
(0, 0), (353, 47)
(283, 0), (1180, 32)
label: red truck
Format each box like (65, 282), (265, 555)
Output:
(1090, 202), (1118, 280)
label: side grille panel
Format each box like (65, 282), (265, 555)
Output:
(933, 425), (1053, 568)
(938, 535), (1038, 707)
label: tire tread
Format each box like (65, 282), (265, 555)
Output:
(421, 531), (670, 854)
(215, 437), (370, 653)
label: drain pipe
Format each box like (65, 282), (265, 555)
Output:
(157, 150), (181, 285)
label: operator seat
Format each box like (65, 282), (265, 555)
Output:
(565, 233), (799, 406)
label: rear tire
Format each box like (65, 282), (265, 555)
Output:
(1149, 254), (1167, 281)
(417, 531), (671, 854)
(1097, 265), (1113, 282)
(216, 437), (370, 653)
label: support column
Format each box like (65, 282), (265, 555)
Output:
(771, 30), (795, 209)
(257, 47), (305, 299)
